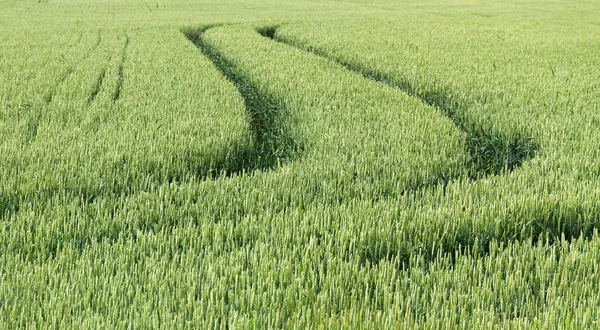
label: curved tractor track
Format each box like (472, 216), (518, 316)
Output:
(184, 24), (537, 186)
(179, 24), (545, 266)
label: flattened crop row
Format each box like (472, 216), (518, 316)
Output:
(0, 28), (254, 220)
(197, 24), (469, 201)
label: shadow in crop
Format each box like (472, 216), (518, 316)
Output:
(353, 201), (600, 271)
(0, 193), (19, 219)
(258, 26), (537, 178)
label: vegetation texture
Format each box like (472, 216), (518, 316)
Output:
(1, 0), (600, 328)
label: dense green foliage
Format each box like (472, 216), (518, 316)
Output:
(1, 0), (600, 328)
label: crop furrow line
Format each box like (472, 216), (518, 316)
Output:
(43, 67), (74, 104)
(245, 26), (558, 268)
(112, 34), (129, 102)
(87, 66), (107, 104)
(183, 26), (299, 172)
(259, 26), (538, 177)
(44, 29), (103, 104)
(184, 25), (463, 202)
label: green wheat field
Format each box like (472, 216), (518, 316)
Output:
(1, 0), (600, 328)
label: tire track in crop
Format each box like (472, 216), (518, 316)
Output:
(253, 26), (545, 267)
(12, 23), (443, 262)
(2, 33), (128, 223)
(179, 25), (549, 271)
(2, 29), (268, 230)
(170, 25), (471, 270)
(185, 26), (475, 198)
(44, 29), (103, 104)
(3, 27), (282, 252)
(184, 26), (299, 172)
(188, 24), (537, 185)
(9, 101), (43, 145)
(259, 26), (537, 178)
(112, 33), (129, 102)
(7, 25), (539, 265)
(20, 30), (103, 146)
(87, 65), (107, 104)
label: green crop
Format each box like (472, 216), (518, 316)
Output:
(1, 0), (600, 328)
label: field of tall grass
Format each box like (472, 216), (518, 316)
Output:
(1, 0), (600, 327)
